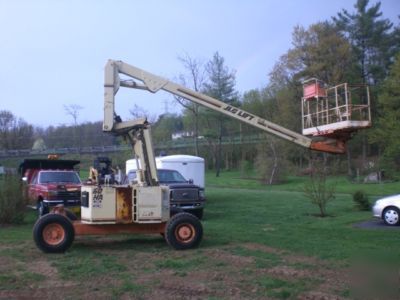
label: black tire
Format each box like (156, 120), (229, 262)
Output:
(37, 201), (48, 218)
(192, 209), (203, 220)
(33, 214), (75, 253)
(165, 212), (203, 250)
(382, 207), (400, 226)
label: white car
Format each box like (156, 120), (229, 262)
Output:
(372, 195), (400, 226)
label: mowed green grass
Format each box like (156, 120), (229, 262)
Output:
(205, 187), (399, 261)
(206, 170), (400, 197)
(204, 171), (400, 261)
(0, 172), (399, 298)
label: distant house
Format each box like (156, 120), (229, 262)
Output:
(171, 131), (194, 140)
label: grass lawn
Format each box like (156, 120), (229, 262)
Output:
(0, 171), (399, 299)
(206, 170), (400, 197)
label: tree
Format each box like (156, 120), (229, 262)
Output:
(333, 1), (398, 171)
(152, 113), (183, 145)
(369, 53), (400, 177)
(303, 158), (336, 217)
(287, 22), (356, 84)
(129, 104), (156, 123)
(175, 53), (206, 156)
(0, 110), (33, 150)
(41, 121), (117, 149)
(241, 89), (285, 184)
(333, 0), (397, 85)
(64, 104), (83, 150)
(202, 52), (238, 177)
(267, 21), (358, 176)
(64, 104), (83, 126)
(270, 22), (356, 132)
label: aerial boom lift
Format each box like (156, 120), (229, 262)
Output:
(32, 59), (368, 254)
(104, 60), (348, 155)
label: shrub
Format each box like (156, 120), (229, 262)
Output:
(303, 159), (335, 217)
(353, 190), (370, 211)
(0, 175), (26, 224)
(240, 159), (253, 178)
(255, 140), (288, 185)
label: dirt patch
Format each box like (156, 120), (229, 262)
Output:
(268, 265), (312, 279)
(150, 281), (211, 300)
(207, 247), (254, 266)
(298, 291), (345, 300)
(243, 242), (285, 255)
(0, 255), (15, 272)
(0, 242), (352, 299)
(26, 259), (59, 279)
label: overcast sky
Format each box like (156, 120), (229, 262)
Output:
(1, 0), (399, 128)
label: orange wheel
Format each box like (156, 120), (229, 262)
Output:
(165, 212), (203, 250)
(42, 223), (66, 246)
(175, 223), (195, 244)
(33, 214), (75, 253)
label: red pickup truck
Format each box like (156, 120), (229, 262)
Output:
(20, 159), (82, 217)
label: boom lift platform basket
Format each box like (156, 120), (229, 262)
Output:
(301, 78), (371, 141)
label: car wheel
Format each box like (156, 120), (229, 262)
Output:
(37, 201), (48, 218)
(165, 212), (203, 250)
(33, 214), (75, 253)
(382, 207), (400, 226)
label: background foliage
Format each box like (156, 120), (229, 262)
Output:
(1, 0), (399, 182)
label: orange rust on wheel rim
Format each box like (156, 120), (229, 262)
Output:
(175, 223), (195, 244)
(42, 223), (65, 246)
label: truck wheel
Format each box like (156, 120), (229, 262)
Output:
(165, 212), (203, 250)
(33, 214), (75, 253)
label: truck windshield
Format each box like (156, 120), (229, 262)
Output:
(157, 169), (187, 183)
(126, 169), (187, 184)
(39, 172), (81, 184)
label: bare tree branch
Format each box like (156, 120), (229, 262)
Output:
(64, 104), (83, 126)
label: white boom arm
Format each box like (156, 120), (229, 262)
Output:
(104, 59), (346, 154)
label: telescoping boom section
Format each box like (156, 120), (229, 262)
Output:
(104, 60), (359, 154)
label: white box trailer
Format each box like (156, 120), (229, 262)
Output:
(126, 155), (205, 189)
(155, 155), (205, 189)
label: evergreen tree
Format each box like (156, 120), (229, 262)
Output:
(333, 0), (398, 171)
(203, 52), (238, 177)
(369, 53), (400, 177)
(333, 0), (397, 85)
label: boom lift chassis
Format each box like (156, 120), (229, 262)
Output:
(33, 60), (357, 253)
